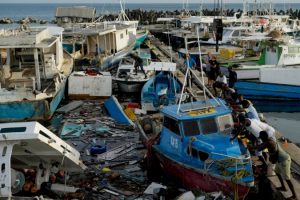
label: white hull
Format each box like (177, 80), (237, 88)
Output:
(117, 80), (146, 93)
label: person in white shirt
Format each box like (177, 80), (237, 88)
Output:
(239, 116), (270, 169)
(213, 72), (227, 96)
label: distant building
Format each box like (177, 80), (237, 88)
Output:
(55, 6), (96, 26)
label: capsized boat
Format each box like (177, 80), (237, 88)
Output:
(150, 98), (254, 199)
(0, 28), (73, 122)
(140, 62), (181, 112)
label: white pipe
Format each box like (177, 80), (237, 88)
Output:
(196, 24), (207, 101)
(34, 48), (41, 91)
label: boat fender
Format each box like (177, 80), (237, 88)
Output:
(90, 145), (107, 155)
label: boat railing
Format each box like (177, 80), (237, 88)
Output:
(204, 151), (251, 173)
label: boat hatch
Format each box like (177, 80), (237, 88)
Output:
(179, 101), (214, 113)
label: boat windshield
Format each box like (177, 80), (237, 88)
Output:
(182, 117), (218, 136)
(163, 116), (181, 136)
(183, 120), (200, 136)
(200, 117), (218, 134)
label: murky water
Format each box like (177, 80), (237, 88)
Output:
(264, 112), (300, 144)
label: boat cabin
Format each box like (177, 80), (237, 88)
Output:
(152, 98), (254, 194)
(159, 99), (238, 161)
(63, 22), (136, 62)
(0, 28), (69, 101)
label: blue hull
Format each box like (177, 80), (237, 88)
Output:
(235, 81), (300, 112)
(0, 81), (66, 122)
(104, 96), (134, 126)
(235, 81), (300, 99)
(134, 31), (148, 49)
(141, 72), (181, 111)
(246, 99), (300, 112)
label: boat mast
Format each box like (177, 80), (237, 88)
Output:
(182, 0), (190, 17)
(117, 0), (130, 22)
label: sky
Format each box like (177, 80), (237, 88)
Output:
(0, 0), (297, 3)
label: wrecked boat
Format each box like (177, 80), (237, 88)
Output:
(146, 98), (254, 199)
(0, 121), (86, 198)
(0, 28), (73, 122)
(141, 62), (181, 112)
(114, 49), (153, 93)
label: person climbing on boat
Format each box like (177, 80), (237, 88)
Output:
(222, 84), (235, 100)
(213, 72), (227, 97)
(257, 131), (298, 200)
(130, 52), (147, 79)
(241, 100), (260, 121)
(238, 115), (268, 170)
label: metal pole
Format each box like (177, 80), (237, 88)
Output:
(196, 25), (207, 101)
(34, 48), (41, 91)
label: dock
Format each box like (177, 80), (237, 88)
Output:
(146, 33), (300, 200)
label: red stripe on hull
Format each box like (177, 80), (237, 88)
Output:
(155, 151), (250, 200)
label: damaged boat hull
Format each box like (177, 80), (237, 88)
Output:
(154, 148), (250, 199)
(0, 81), (66, 122)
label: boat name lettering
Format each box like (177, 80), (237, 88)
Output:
(170, 137), (179, 149)
(188, 108), (216, 116)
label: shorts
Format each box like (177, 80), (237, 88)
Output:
(275, 156), (291, 180)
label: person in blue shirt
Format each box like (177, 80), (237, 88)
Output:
(184, 53), (196, 69)
(184, 53), (196, 87)
(241, 100), (260, 121)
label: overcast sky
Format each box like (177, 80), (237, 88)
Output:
(0, 0), (297, 3)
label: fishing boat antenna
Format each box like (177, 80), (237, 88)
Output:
(176, 37), (226, 114)
(116, 0), (130, 22)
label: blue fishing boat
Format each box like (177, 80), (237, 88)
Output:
(104, 95), (135, 127)
(235, 81), (300, 100)
(0, 28), (73, 122)
(140, 62), (181, 112)
(150, 98), (254, 199)
(235, 81), (300, 112)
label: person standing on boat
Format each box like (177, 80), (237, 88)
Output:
(228, 66), (237, 88)
(257, 131), (298, 200)
(130, 53), (147, 79)
(184, 53), (196, 87)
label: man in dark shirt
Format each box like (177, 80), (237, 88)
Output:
(228, 66), (237, 88)
(130, 53), (147, 78)
(257, 131), (297, 200)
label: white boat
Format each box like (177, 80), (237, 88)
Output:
(0, 28), (73, 122)
(114, 49), (154, 93)
(201, 26), (252, 45)
(60, 1), (148, 70)
(232, 38), (300, 79)
(0, 121), (86, 198)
